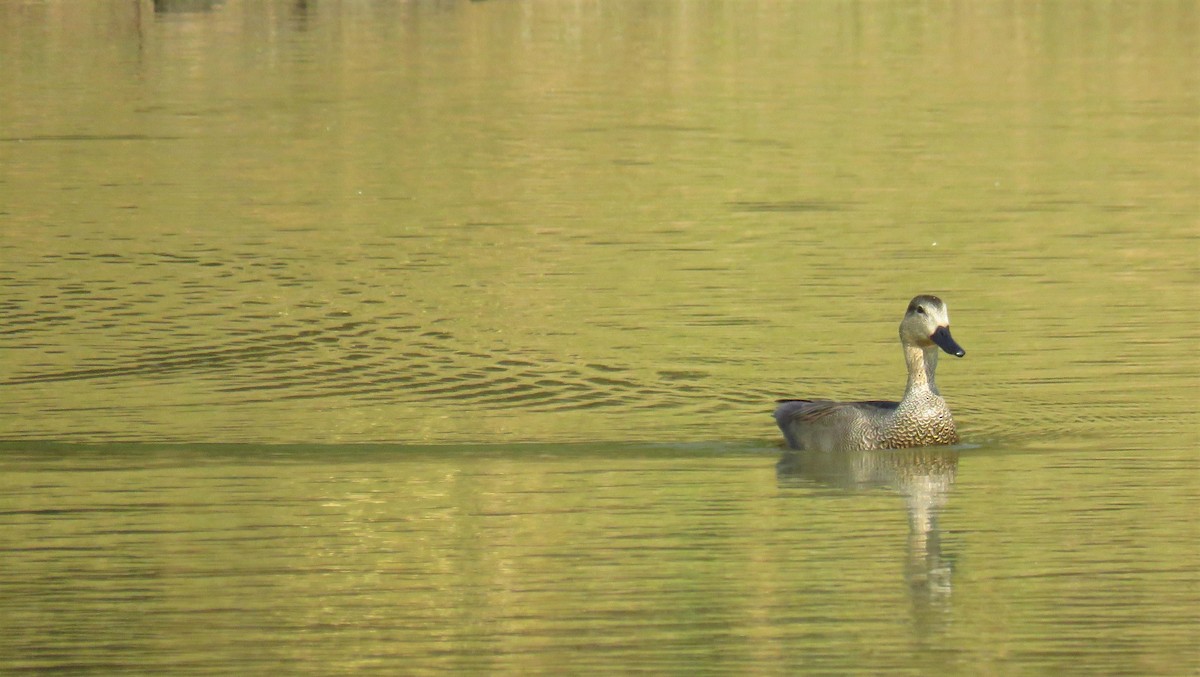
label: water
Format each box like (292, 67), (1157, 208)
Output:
(2, 441), (1196, 674)
(1, 1), (1197, 674)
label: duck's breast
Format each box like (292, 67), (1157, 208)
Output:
(881, 400), (958, 448)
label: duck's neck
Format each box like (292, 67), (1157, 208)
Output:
(903, 344), (941, 398)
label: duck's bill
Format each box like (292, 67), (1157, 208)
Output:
(930, 326), (965, 357)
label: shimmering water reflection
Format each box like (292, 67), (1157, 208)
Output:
(1, 440), (1196, 674)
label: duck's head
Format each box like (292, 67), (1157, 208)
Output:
(900, 295), (965, 357)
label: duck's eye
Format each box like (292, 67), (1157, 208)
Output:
(916, 306), (926, 315)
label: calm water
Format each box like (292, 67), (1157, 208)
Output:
(1, 1), (1197, 674)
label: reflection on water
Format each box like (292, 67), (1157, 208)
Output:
(153, 0), (222, 14)
(778, 447), (958, 623)
(1, 441), (1196, 675)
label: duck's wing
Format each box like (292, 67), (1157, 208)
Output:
(856, 400), (900, 412)
(774, 398), (897, 424)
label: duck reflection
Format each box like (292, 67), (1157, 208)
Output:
(152, 0), (223, 13)
(777, 447), (957, 613)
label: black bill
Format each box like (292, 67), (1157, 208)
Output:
(930, 326), (965, 357)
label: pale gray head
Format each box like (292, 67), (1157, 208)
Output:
(900, 295), (965, 357)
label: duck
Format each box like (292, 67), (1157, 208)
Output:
(774, 295), (965, 452)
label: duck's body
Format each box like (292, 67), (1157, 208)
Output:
(774, 295), (965, 452)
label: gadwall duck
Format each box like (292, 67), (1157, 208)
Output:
(774, 295), (965, 452)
